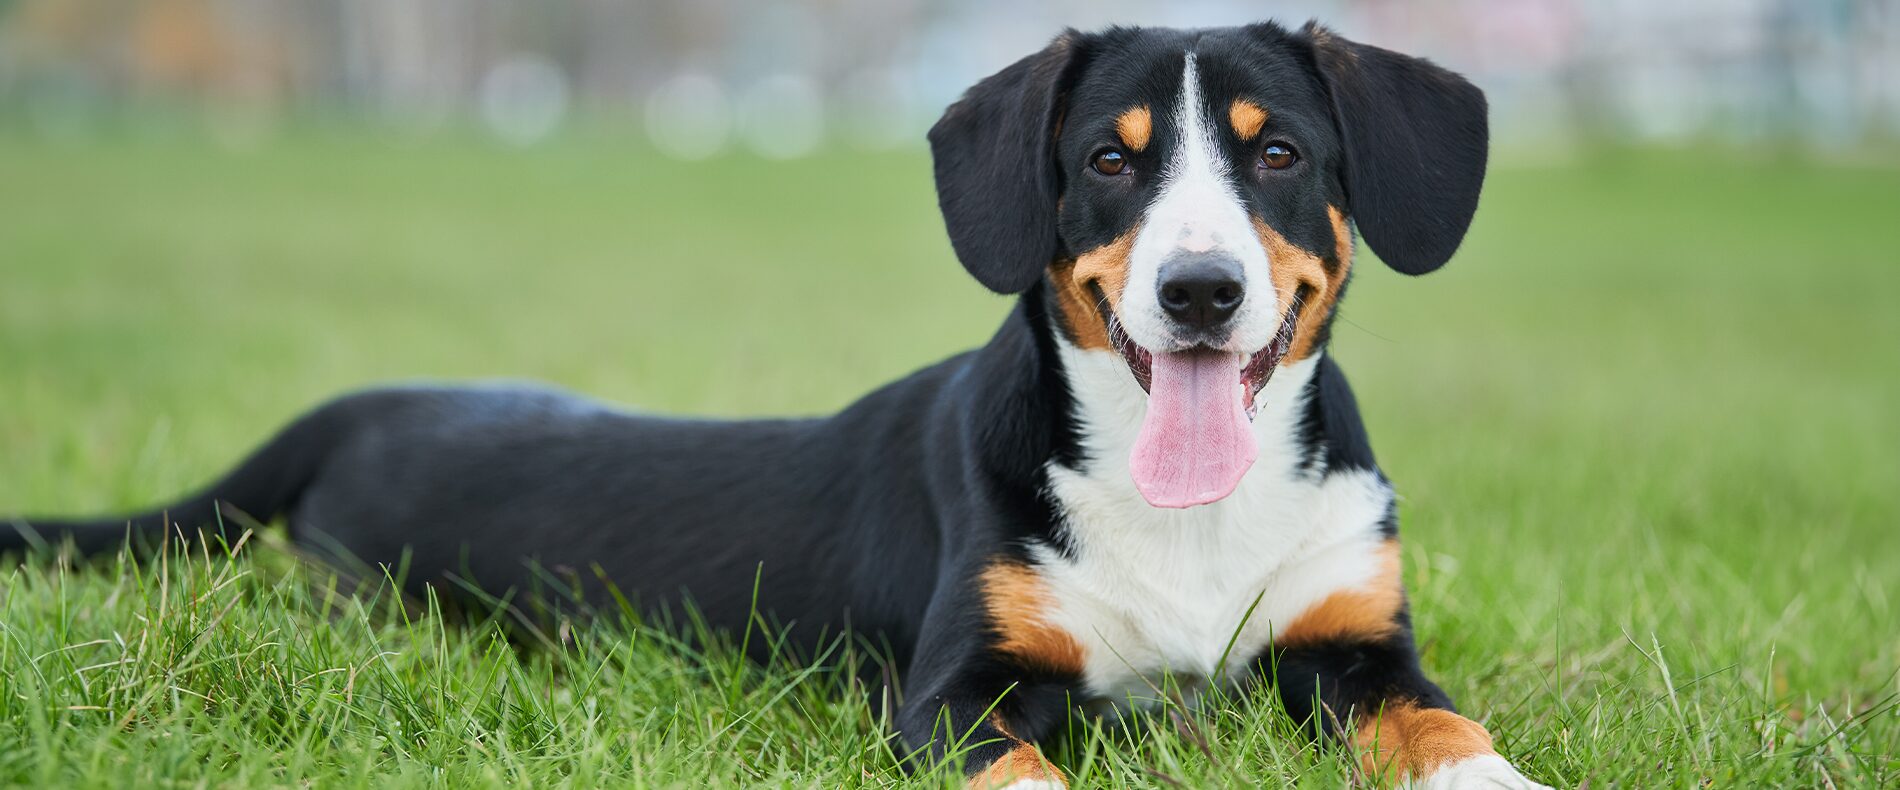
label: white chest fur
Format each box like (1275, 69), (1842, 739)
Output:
(1039, 344), (1396, 708)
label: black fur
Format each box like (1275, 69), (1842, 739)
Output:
(9, 20), (1495, 782)
(930, 32), (1090, 294)
(1296, 354), (1381, 477)
(1265, 606), (1454, 739)
(1299, 22), (1490, 275)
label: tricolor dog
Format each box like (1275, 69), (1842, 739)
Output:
(11, 21), (1551, 789)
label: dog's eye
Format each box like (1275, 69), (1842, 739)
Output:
(1090, 149), (1131, 176)
(1259, 143), (1298, 171)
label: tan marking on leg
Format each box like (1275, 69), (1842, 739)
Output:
(1254, 206), (1353, 363)
(1276, 540), (1402, 647)
(1115, 106), (1151, 152)
(1047, 229), (1137, 351)
(1354, 701), (1498, 781)
(1229, 99), (1268, 141)
(980, 561), (1087, 675)
(968, 732), (1068, 789)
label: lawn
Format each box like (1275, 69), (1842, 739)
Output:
(1, 131), (1896, 787)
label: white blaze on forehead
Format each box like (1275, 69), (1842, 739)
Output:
(1118, 53), (1280, 355)
(1157, 55), (1245, 252)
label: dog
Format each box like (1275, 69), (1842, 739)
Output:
(10, 21), (1552, 789)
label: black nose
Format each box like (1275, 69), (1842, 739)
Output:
(1157, 253), (1244, 330)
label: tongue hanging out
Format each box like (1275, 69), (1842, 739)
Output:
(1128, 349), (1258, 508)
(1103, 299), (1300, 509)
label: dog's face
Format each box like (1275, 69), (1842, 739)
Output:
(1049, 28), (1347, 389)
(930, 22), (1488, 508)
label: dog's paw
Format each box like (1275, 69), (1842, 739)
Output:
(987, 782), (1065, 790)
(1405, 754), (1554, 790)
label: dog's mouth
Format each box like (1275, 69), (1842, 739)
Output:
(1102, 298), (1301, 419)
(1091, 285), (1306, 510)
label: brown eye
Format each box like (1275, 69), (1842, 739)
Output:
(1259, 142), (1297, 170)
(1091, 149), (1130, 176)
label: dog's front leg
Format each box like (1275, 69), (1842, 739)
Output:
(894, 685), (1067, 790)
(896, 559), (1080, 789)
(1258, 549), (1552, 789)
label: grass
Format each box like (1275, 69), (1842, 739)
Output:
(1, 130), (1897, 787)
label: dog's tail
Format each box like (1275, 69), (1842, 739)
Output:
(5, 401), (348, 557)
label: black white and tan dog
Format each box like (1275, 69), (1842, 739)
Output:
(9, 21), (1552, 789)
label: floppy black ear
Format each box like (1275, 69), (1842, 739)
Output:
(928, 33), (1085, 293)
(1304, 23), (1489, 275)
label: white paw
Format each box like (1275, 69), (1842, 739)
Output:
(992, 781), (1064, 790)
(1406, 754), (1554, 790)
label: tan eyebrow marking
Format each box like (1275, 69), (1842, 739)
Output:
(1229, 99), (1268, 141)
(1115, 106), (1152, 152)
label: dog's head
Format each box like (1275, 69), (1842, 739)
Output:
(930, 22), (1487, 508)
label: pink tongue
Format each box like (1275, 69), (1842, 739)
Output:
(1129, 349), (1257, 508)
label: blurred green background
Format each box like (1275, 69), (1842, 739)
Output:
(4, 129), (1896, 690)
(3, 129), (1897, 785)
(2, 0), (1899, 785)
